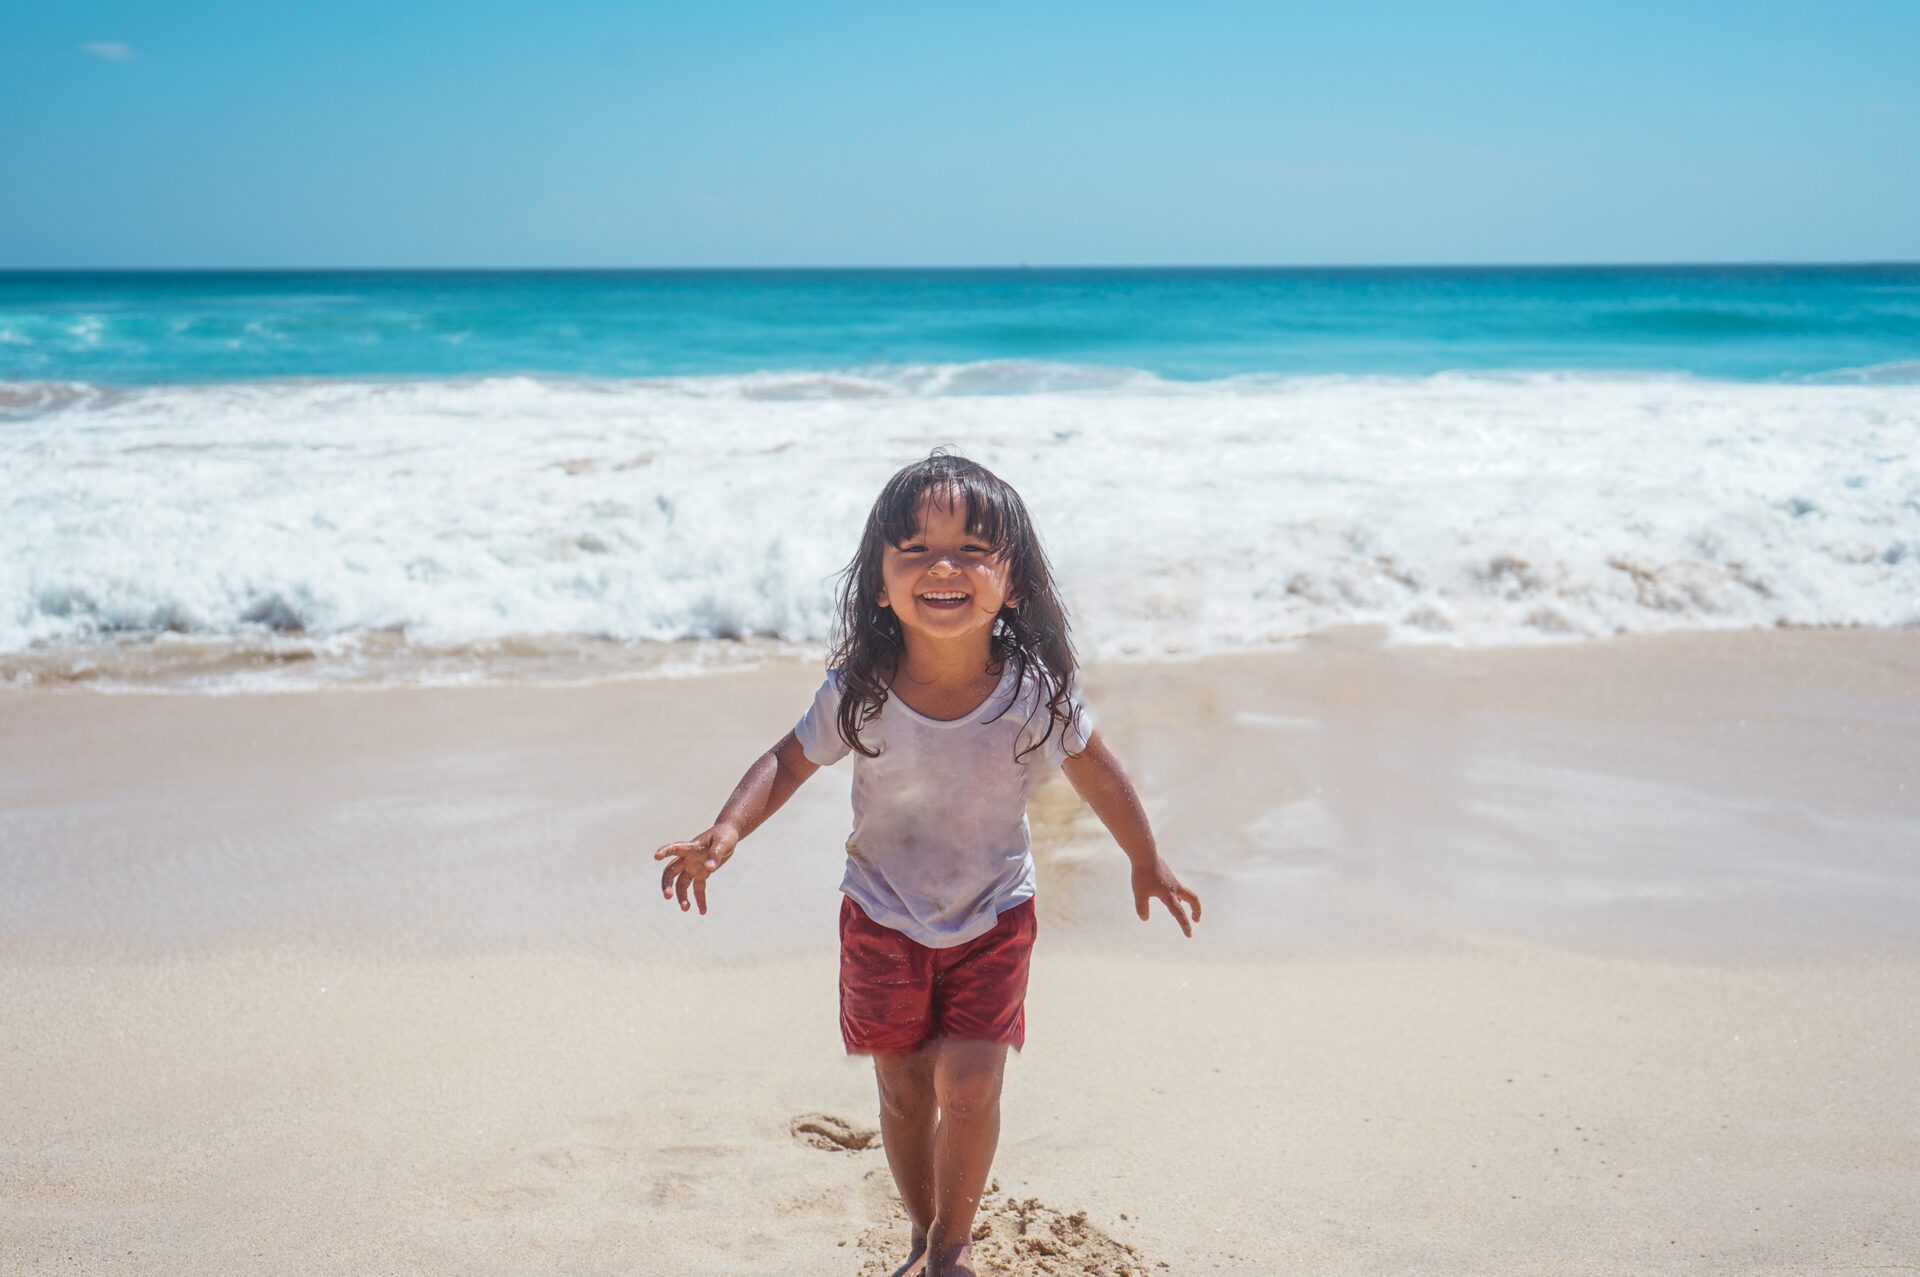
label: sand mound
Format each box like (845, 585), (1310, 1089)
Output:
(790, 1111), (881, 1152)
(856, 1181), (1159, 1276)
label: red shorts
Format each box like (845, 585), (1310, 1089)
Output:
(838, 895), (1037, 1056)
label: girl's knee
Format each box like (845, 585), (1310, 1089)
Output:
(873, 1052), (937, 1120)
(933, 1043), (1007, 1122)
(937, 1081), (1000, 1123)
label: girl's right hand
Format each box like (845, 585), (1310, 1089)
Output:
(653, 824), (740, 915)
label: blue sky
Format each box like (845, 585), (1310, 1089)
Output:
(3, 0), (1915, 267)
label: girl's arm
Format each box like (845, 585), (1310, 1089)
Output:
(654, 730), (820, 915)
(1059, 730), (1202, 937)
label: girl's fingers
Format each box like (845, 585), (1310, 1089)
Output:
(1163, 892), (1193, 938)
(1134, 891), (1150, 921)
(658, 848), (721, 911)
(1183, 887), (1203, 923)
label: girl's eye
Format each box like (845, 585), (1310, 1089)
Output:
(892, 543), (993, 555)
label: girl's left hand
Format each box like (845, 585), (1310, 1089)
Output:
(653, 823), (740, 915)
(1131, 856), (1202, 938)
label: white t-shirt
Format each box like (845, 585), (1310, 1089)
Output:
(794, 661), (1094, 949)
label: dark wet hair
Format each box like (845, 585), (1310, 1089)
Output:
(827, 450), (1083, 762)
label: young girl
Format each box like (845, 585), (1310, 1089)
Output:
(654, 451), (1201, 1277)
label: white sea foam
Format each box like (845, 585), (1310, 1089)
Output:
(2, 365), (1916, 685)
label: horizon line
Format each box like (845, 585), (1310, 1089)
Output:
(4, 259), (1918, 274)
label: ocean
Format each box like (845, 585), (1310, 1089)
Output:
(3, 265), (1917, 688)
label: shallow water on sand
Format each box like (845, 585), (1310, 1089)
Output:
(4, 630), (1916, 962)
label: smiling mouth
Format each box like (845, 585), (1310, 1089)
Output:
(918, 591), (970, 609)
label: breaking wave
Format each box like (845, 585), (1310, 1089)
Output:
(3, 366), (1916, 688)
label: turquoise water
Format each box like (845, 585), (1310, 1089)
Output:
(3, 265), (1917, 385)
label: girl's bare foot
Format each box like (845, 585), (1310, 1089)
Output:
(925, 1238), (977, 1277)
(886, 1235), (928, 1277)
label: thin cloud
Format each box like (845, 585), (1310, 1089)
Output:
(82, 42), (135, 62)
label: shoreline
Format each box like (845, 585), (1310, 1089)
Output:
(4, 619), (1916, 697)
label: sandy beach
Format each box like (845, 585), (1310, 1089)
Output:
(5, 627), (1919, 1274)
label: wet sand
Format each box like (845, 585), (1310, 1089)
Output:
(3, 627), (1918, 1273)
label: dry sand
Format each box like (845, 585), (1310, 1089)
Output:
(4, 627), (1919, 1274)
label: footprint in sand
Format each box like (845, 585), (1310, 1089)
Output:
(790, 1111), (881, 1152)
(856, 1182), (1159, 1277)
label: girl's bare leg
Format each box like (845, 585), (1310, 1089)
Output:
(926, 1038), (1010, 1277)
(872, 1047), (939, 1276)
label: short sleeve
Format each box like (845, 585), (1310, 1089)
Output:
(793, 672), (852, 767)
(1030, 669), (1095, 767)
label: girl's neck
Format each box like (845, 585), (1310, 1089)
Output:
(892, 634), (999, 692)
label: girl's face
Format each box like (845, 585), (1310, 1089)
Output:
(877, 491), (1015, 647)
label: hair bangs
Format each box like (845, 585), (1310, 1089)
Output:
(875, 463), (1016, 557)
